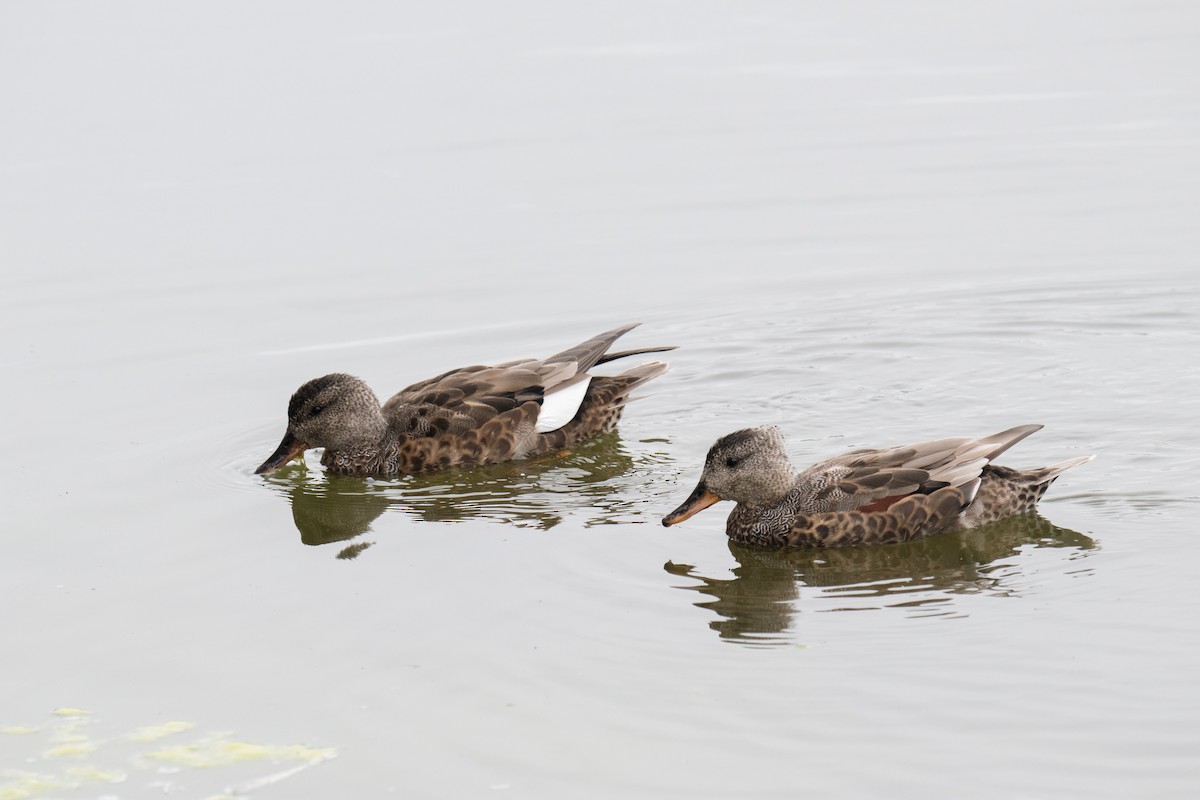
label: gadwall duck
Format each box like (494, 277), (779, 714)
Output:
(256, 324), (673, 477)
(662, 425), (1093, 547)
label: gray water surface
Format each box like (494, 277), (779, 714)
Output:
(3, 2), (1199, 798)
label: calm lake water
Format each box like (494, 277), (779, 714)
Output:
(3, 2), (1199, 798)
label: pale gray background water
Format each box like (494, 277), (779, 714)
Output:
(3, 2), (1199, 798)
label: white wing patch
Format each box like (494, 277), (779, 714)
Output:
(535, 375), (592, 433)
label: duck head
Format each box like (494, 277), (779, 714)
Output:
(255, 373), (387, 475)
(662, 426), (795, 526)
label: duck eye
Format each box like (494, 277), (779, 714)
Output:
(309, 404), (324, 417)
(724, 456), (741, 469)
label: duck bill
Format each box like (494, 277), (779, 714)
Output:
(662, 482), (722, 527)
(255, 432), (308, 475)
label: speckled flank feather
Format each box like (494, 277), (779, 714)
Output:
(742, 486), (971, 548)
(663, 425), (1092, 548)
(257, 324), (673, 478)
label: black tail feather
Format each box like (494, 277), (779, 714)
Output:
(597, 345), (678, 365)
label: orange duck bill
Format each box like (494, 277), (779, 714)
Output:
(662, 482), (722, 527)
(255, 432), (308, 475)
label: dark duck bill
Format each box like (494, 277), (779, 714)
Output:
(255, 431), (308, 475)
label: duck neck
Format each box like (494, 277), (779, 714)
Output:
(743, 466), (798, 510)
(320, 409), (394, 474)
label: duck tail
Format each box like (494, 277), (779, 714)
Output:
(1026, 454), (1096, 485)
(613, 360), (669, 389)
(591, 361), (670, 415)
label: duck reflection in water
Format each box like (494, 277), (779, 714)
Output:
(260, 432), (656, 557)
(666, 513), (1095, 645)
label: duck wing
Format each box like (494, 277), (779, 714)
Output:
(796, 425), (1043, 513)
(382, 324), (667, 439)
